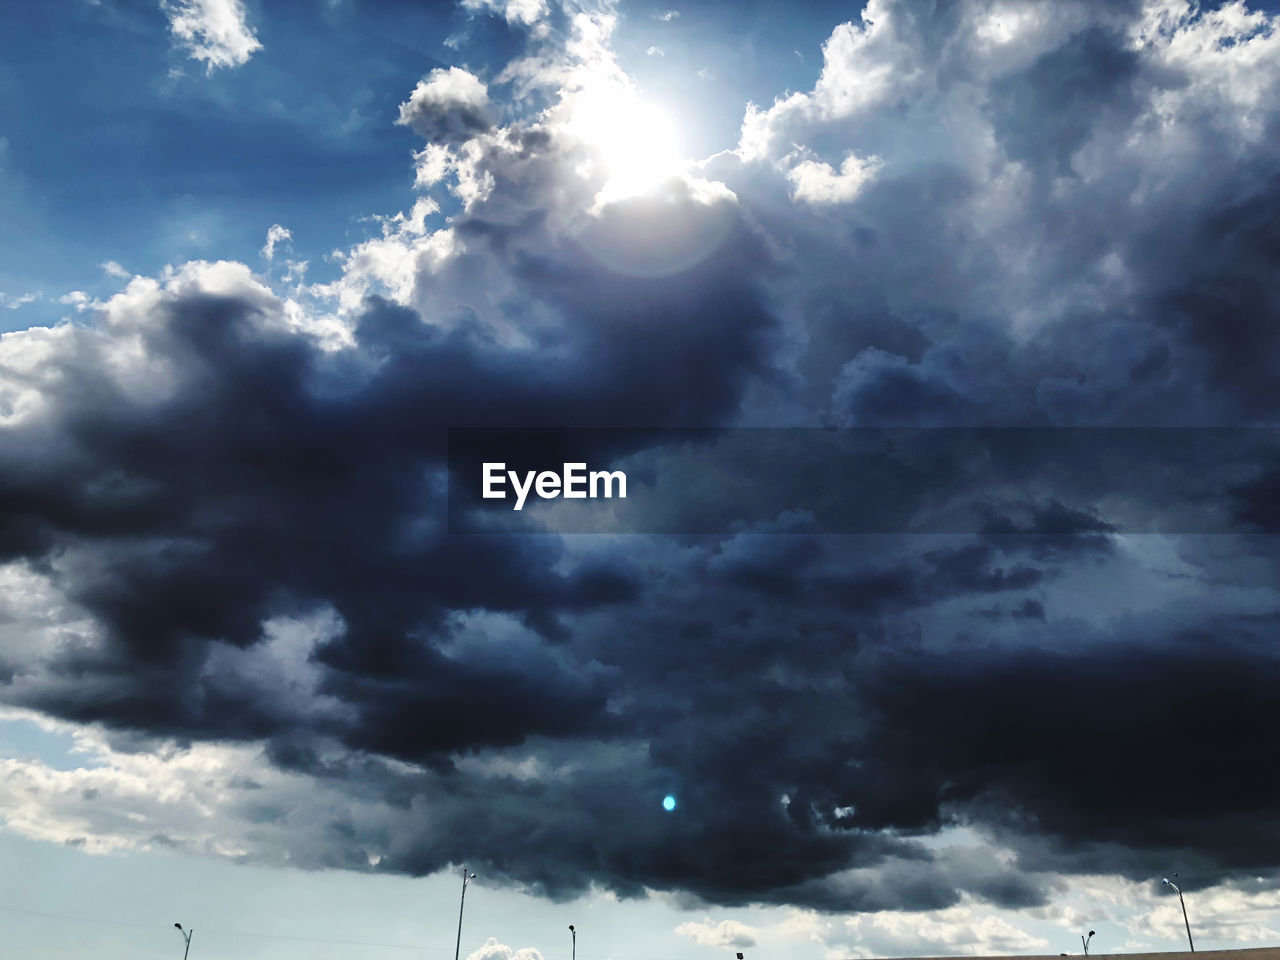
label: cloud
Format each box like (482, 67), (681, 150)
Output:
(58, 291), (91, 310)
(786, 151), (881, 205)
(159, 0), (261, 71)
(397, 67), (495, 145)
(466, 939), (546, 960)
(838, 904), (1049, 957)
(2, 292), (41, 310)
(461, 0), (549, 29)
(0, 38), (785, 895)
(1129, 882), (1280, 945)
(738, 0), (913, 163)
(260, 224), (292, 262)
(100, 260), (130, 279)
(675, 918), (758, 948)
(4, 0), (1280, 921)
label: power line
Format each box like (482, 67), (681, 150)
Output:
(0, 903), (154, 932)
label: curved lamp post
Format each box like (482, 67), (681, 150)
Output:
(1163, 875), (1195, 952)
(455, 868), (477, 960)
(570, 924), (576, 960)
(174, 922), (194, 960)
(1083, 931), (1095, 955)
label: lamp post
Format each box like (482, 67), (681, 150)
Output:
(570, 924), (576, 960)
(1163, 875), (1195, 952)
(1083, 931), (1095, 955)
(455, 868), (477, 960)
(174, 922), (194, 960)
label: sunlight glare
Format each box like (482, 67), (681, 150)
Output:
(568, 86), (685, 207)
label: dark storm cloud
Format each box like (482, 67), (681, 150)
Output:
(852, 628), (1280, 833)
(850, 627), (1280, 885)
(4, 0), (1280, 918)
(1231, 466), (1280, 531)
(0, 187), (777, 754)
(1155, 176), (1280, 418)
(455, 426), (1280, 536)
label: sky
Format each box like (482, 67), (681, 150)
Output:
(2, 0), (1280, 958)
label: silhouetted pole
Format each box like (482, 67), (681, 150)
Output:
(455, 868), (477, 960)
(570, 924), (576, 960)
(1163, 875), (1195, 952)
(174, 922), (194, 960)
(1083, 931), (1094, 955)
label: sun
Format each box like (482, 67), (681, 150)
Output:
(565, 85), (685, 206)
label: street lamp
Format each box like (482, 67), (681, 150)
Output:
(1083, 931), (1095, 955)
(455, 868), (478, 960)
(1163, 875), (1195, 952)
(174, 922), (194, 960)
(570, 924), (576, 960)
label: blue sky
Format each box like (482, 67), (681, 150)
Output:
(4, 1), (1280, 958)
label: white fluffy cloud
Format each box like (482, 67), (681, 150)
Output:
(160, 0), (261, 71)
(0, 707), (350, 861)
(738, 0), (915, 163)
(786, 151), (881, 204)
(465, 938), (547, 960)
(461, 0), (549, 28)
(260, 224), (292, 262)
(738, 0), (1280, 225)
(1137, 0), (1280, 133)
(397, 67), (495, 144)
(2, 292), (41, 310)
(675, 918), (759, 948)
(836, 905), (1049, 958)
(1131, 883), (1280, 945)
(56, 291), (92, 312)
